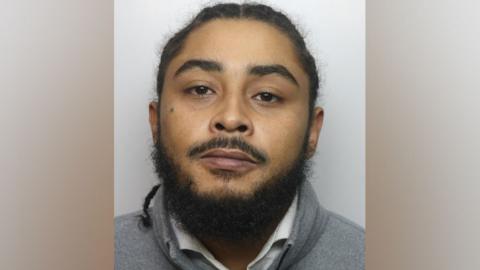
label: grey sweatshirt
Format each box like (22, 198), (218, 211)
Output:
(115, 181), (364, 270)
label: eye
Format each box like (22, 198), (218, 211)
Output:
(186, 85), (215, 96)
(253, 92), (281, 103)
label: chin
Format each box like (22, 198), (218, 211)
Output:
(190, 174), (262, 200)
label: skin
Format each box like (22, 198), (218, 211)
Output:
(149, 19), (323, 270)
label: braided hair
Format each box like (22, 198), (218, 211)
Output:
(138, 184), (160, 228)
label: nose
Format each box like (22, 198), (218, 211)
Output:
(209, 96), (253, 136)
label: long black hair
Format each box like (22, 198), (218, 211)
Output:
(140, 2), (320, 228)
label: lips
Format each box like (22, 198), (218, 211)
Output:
(199, 149), (258, 173)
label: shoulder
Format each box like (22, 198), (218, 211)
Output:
(115, 211), (174, 270)
(296, 210), (364, 270)
(321, 211), (364, 253)
(115, 211), (153, 248)
(115, 210), (142, 233)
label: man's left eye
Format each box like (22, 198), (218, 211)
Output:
(253, 92), (280, 103)
(187, 85), (215, 96)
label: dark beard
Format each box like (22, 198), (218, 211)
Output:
(151, 134), (310, 242)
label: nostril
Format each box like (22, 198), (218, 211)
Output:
(215, 123), (225, 130)
(238, 125), (247, 132)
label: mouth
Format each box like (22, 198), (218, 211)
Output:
(199, 149), (259, 173)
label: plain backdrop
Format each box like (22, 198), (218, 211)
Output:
(115, 0), (365, 227)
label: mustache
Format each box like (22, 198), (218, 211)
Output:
(187, 137), (268, 164)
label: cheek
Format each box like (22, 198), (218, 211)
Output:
(255, 113), (309, 167)
(159, 102), (209, 158)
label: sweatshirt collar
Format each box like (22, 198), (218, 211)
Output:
(151, 180), (328, 270)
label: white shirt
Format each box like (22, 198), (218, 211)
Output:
(170, 194), (298, 270)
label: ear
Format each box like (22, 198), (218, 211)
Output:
(149, 101), (159, 143)
(306, 107), (324, 159)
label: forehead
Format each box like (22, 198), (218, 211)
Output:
(169, 19), (307, 87)
(184, 19), (296, 57)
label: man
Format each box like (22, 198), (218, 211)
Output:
(116, 3), (364, 270)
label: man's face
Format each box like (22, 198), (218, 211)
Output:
(150, 19), (323, 199)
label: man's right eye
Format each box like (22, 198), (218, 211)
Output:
(185, 85), (215, 96)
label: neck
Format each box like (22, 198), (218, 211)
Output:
(199, 222), (278, 270)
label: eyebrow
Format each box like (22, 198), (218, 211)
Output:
(249, 64), (299, 86)
(174, 59), (223, 77)
(174, 59), (299, 87)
